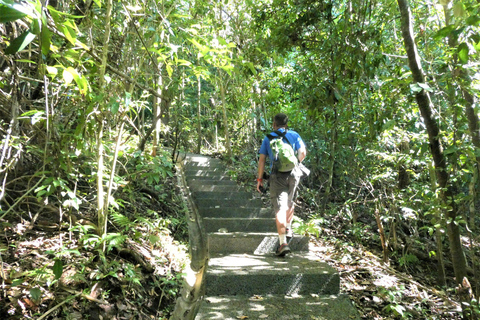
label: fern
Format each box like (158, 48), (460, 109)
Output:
(111, 213), (134, 230)
(102, 233), (128, 252)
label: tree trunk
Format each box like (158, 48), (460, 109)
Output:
(152, 74), (163, 157)
(442, 3), (479, 236)
(428, 162), (447, 287)
(397, 0), (467, 284)
(324, 107), (337, 206)
(96, 0), (113, 241)
(219, 80), (232, 161)
(197, 75), (202, 154)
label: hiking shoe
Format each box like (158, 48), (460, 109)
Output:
(275, 243), (291, 257)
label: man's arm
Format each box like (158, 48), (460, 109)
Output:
(297, 146), (306, 163)
(256, 153), (266, 193)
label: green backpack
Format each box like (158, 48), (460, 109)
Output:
(267, 130), (298, 173)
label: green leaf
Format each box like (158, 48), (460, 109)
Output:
(63, 68), (74, 85)
(458, 43), (469, 64)
(409, 83), (423, 93)
(5, 31), (36, 55)
(15, 59), (36, 63)
(466, 16), (480, 26)
(453, 2), (466, 18)
(444, 145), (458, 155)
(0, 4), (27, 23)
(46, 66), (58, 78)
(434, 25), (456, 40)
(30, 19), (41, 36)
(0, 1), (35, 21)
(30, 287), (42, 302)
(110, 100), (120, 115)
(221, 64), (234, 76)
(166, 63), (173, 77)
(61, 24), (76, 45)
(52, 259), (63, 279)
(417, 82), (433, 92)
(244, 62), (257, 75)
(40, 27), (51, 56)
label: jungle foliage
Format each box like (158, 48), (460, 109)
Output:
(1, 0), (480, 318)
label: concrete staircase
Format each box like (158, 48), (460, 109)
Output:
(182, 155), (359, 320)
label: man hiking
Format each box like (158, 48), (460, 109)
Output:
(256, 113), (307, 257)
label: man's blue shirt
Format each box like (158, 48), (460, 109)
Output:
(259, 128), (305, 168)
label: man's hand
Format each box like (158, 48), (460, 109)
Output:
(257, 154), (267, 193)
(256, 179), (264, 193)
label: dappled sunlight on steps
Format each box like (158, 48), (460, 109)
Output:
(181, 154), (360, 320)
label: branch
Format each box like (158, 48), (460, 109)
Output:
(47, 23), (164, 100)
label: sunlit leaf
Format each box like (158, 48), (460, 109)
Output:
(15, 59), (36, 63)
(221, 65), (234, 76)
(409, 83), (423, 93)
(453, 2), (466, 18)
(417, 82), (433, 92)
(176, 59), (192, 66)
(5, 31), (36, 55)
(126, 5), (142, 12)
(166, 63), (173, 77)
(63, 68), (74, 85)
(0, 1), (32, 22)
(457, 43), (469, 64)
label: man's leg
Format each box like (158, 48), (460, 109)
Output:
(286, 206), (294, 241)
(270, 173), (291, 256)
(275, 206), (287, 241)
(285, 173), (300, 241)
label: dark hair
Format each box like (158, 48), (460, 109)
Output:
(274, 113), (288, 127)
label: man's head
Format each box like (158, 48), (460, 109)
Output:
(273, 113), (288, 128)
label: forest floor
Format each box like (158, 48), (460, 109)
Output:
(0, 161), (469, 320)
(309, 229), (464, 319)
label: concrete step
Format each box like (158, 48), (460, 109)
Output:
(185, 155), (223, 164)
(196, 294), (360, 320)
(187, 179), (238, 187)
(204, 217), (276, 233)
(204, 253), (340, 296)
(199, 207), (271, 218)
(185, 161), (224, 169)
(208, 232), (310, 255)
(195, 198), (263, 208)
(192, 191), (253, 200)
(186, 175), (233, 182)
(184, 168), (228, 176)
(188, 184), (242, 192)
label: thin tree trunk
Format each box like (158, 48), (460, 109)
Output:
(105, 122), (125, 214)
(375, 202), (388, 264)
(153, 75), (163, 157)
(397, 0), (467, 285)
(219, 80), (232, 161)
(197, 75), (202, 154)
(428, 162), (447, 287)
(324, 107), (337, 205)
(96, 0), (113, 241)
(442, 3), (480, 236)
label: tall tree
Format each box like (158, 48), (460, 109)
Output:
(396, 0), (468, 290)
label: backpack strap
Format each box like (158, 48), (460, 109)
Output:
(270, 130), (294, 149)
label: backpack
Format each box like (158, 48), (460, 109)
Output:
(267, 130), (298, 173)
